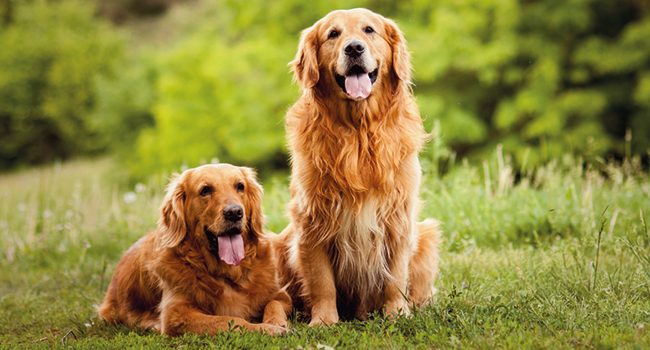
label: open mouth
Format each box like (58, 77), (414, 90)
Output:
(335, 65), (378, 99)
(205, 226), (245, 266)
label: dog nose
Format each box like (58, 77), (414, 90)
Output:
(344, 40), (365, 58)
(223, 204), (243, 222)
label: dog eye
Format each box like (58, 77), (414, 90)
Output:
(199, 186), (212, 197)
(236, 183), (245, 192)
(328, 30), (339, 39)
(364, 26), (375, 34)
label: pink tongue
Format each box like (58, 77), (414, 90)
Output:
(345, 73), (372, 99)
(217, 234), (245, 266)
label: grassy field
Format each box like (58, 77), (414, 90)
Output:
(1, 153), (649, 349)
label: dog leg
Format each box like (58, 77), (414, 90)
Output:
(408, 219), (441, 306)
(383, 247), (411, 320)
(262, 289), (292, 328)
(161, 296), (286, 336)
(299, 242), (339, 326)
(383, 219), (414, 319)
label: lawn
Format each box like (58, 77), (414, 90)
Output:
(1, 153), (649, 349)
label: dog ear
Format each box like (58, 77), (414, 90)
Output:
(241, 167), (265, 240)
(384, 18), (412, 84)
(291, 24), (320, 90)
(157, 174), (186, 250)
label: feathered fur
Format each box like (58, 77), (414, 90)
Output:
(98, 164), (291, 336)
(275, 8), (441, 326)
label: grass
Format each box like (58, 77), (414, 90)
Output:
(1, 152), (649, 349)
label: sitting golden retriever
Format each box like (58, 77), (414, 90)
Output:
(275, 8), (441, 326)
(98, 164), (290, 336)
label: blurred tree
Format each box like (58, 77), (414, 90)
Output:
(402, 0), (650, 165)
(0, 0), (13, 26)
(128, 32), (297, 179)
(0, 0), (124, 170)
(92, 56), (157, 158)
(97, 0), (189, 24)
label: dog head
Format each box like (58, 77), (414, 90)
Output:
(291, 8), (411, 100)
(156, 164), (264, 266)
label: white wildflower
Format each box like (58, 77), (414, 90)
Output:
(123, 192), (137, 204)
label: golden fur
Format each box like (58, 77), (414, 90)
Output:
(98, 164), (291, 336)
(275, 8), (441, 326)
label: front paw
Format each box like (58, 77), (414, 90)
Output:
(308, 304), (339, 327)
(263, 316), (288, 328)
(308, 313), (339, 327)
(385, 300), (411, 320)
(258, 323), (288, 336)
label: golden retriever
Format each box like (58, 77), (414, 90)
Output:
(97, 164), (290, 336)
(275, 8), (441, 326)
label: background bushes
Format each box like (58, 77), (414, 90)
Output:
(0, 0), (124, 170)
(2, 0), (650, 178)
(405, 0), (650, 165)
(128, 33), (296, 179)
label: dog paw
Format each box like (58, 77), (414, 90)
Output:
(308, 316), (338, 327)
(264, 316), (288, 328)
(259, 324), (289, 336)
(308, 307), (339, 327)
(385, 301), (411, 321)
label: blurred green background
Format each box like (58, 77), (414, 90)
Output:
(1, 0), (649, 179)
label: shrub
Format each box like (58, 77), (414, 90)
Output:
(92, 55), (157, 158)
(0, 0), (124, 170)
(126, 16), (297, 179)
(402, 0), (650, 164)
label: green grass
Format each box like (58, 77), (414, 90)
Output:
(1, 153), (649, 349)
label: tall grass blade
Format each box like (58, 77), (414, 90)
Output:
(592, 205), (609, 292)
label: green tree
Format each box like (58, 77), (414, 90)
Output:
(0, 0), (124, 169)
(128, 32), (297, 179)
(92, 56), (157, 158)
(403, 0), (650, 164)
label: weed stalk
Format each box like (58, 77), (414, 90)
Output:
(592, 205), (609, 292)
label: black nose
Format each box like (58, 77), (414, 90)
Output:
(223, 204), (243, 222)
(344, 40), (365, 58)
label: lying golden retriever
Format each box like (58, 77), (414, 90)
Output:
(98, 164), (290, 336)
(275, 8), (441, 326)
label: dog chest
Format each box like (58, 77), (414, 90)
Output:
(331, 196), (393, 297)
(210, 283), (259, 319)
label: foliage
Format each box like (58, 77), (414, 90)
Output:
(129, 33), (296, 179)
(96, 0), (182, 23)
(1, 157), (649, 348)
(91, 56), (157, 159)
(0, 0), (125, 170)
(403, 0), (650, 165)
(3, 0), (649, 177)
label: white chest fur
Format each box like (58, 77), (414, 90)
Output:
(333, 195), (395, 300)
